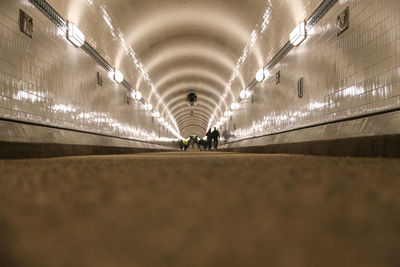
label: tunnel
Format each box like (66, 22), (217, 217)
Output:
(1, 0), (400, 266)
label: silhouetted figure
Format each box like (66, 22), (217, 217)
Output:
(212, 127), (220, 149)
(178, 140), (184, 150)
(191, 135), (196, 149)
(196, 138), (207, 150)
(206, 129), (212, 150)
(178, 137), (192, 151)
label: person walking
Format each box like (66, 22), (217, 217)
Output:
(212, 127), (220, 149)
(191, 136), (195, 149)
(206, 129), (212, 150)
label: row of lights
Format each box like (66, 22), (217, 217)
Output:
(212, 21), (307, 129)
(64, 21), (181, 139)
(98, 4), (180, 133)
(66, 22), (126, 85)
(214, 89), (252, 128)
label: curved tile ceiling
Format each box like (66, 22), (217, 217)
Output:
(48, 0), (320, 138)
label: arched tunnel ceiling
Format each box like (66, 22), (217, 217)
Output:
(49, 0), (321, 138)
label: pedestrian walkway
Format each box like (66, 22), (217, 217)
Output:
(1, 152), (400, 267)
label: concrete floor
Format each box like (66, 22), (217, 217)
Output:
(1, 152), (400, 267)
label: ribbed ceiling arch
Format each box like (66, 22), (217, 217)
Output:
(180, 123), (207, 132)
(157, 82), (227, 115)
(165, 88), (223, 112)
(175, 110), (211, 126)
(150, 66), (229, 105)
(179, 118), (209, 129)
(167, 100), (216, 121)
(105, 1), (264, 138)
(48, 0), (322, 138)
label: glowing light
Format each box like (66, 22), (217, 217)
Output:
(239, 90), (252, 99)
(57, 27), (66, 38)
(264, 68), (271, 79)
(145, 103), (153, 111)
(67, 22), (85, 47)
(98, 4), (180, 136)
(152, 112), (160, 118)
(113, 69), (124, 83)
(14, 90), (46, 103)
(256, 68), (271, 83)
(52, 104), (76, 113)
(224, 110), (233, 117)
(239, 90), (247, 99)
(231, 102), (239, 110)
(255, 68), (265, 82)
(132, 90), (142, 100)
(208, 1), (272, 129)
(290, 21), (306, 46)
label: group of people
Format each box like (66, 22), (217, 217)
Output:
(178, 127), (220, 151)
(205, 127), (220, 150)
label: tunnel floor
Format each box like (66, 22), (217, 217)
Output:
(1, 152), (400, 267)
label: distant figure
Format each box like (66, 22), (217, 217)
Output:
(212, 127), (220, 149)
(206, 129), (212, 150)
(178, 140), (184, 151)
(178, 137), (192, 151)
(196, 137), (208, 150)
(191, 135), (197, 149)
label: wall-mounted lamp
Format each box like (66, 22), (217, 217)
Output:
(231, 102), (239, 110)
(290, 21), (306, 46)
(224, 110), (232, 117)
(255, 68), (271, 83)
(132, 90), (142, 100)
(239, 90), (251, 99)
(67, 22), (85, 47)
(255, 68), (265, 82)
(113, 69), (124, 83)
(145, 103), (153, 111)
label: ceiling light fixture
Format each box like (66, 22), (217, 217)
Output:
(67, 22), (85, 47)
(224, 110), (233, 117)
(239, 90), (247, 99)
(239, 90), (252, 99)
(255, 68), (265, 82)
(290, 21), (306, 46)
(134, 90), (142, 100)
(231, 102), (239, 110)
(113, 69), (124, 83)
(145, 103), (153, 111)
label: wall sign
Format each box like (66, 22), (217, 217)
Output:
(126, 95), (131, 105)
(275, 70), (281, 84)
(297, 77), (304, 98)
(19, 9), (34, 38)
(97, 72), (103, 86)
(336, 7), (349, 36)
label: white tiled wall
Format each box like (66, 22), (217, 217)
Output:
(0, 0), (174, 143)
(1, 0), (399, 146)
(227, 0), (400, 142)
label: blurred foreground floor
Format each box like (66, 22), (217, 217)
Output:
(1, 152), (400, 267)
